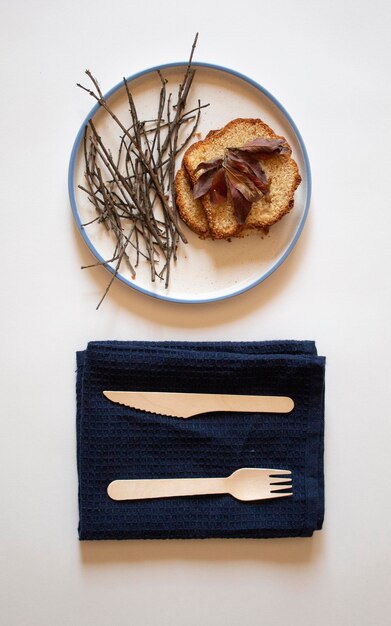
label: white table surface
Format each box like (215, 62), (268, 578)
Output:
(1, 1), (390, 625)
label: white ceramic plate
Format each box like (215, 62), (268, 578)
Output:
(69, 62), (311, 303)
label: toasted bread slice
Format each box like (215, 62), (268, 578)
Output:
(183, 118), (301, 239)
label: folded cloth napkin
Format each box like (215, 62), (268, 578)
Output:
(76, 340), (325, 540)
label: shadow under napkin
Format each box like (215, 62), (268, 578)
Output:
(76, 341), (325, 540)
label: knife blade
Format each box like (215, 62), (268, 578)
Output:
(103, 391), (294, 418)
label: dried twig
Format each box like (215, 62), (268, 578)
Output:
(76, 34), (207, 307)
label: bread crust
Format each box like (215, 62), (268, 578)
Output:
(175, 167), (211, 238)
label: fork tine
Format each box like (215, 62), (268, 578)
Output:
(269, 477), (292, 485)
(270, 485), (293, 492)
(268, 492), (293, 498)
(268, 469), (292, 476)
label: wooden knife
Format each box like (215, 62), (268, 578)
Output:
(103, 391), (294, 418)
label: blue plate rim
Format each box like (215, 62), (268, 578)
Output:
(68, 61), (312, 305)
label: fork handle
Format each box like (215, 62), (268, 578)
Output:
(107, 477), (227, 501)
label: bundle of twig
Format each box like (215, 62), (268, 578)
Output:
(77, 34), (207, 308)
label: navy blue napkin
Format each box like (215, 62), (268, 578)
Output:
(76, 340), (325, 540)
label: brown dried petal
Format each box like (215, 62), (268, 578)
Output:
(209, 167), (227, 204)
(224, 164), (261, 203)
(226, 178), (252, 224)
(226, 150), (269, 195)
(239, 137), (289, 157)
(194, 158), (223, 174)
(193, 167), (220, 199)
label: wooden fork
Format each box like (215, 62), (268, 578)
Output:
(107, 468), (292, 502)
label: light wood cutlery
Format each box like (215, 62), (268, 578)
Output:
(107, 468), (292, 502)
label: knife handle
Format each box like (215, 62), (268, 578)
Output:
(193, 394), (294, 416)
(107, 477), (226, 501)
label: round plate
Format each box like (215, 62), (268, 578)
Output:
(69, 62), (311, 304)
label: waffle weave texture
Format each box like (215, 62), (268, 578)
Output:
(76, 340), (325, 540)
